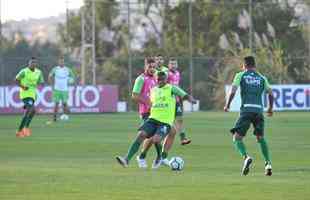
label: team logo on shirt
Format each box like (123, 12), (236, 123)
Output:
(243, 75), (262, 86)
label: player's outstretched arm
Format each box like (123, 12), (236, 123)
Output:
(182, 95), (197, 104)
(224, 85), (237, 112)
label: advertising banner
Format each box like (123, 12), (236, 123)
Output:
(225, 85), (310, 111)
(0, 85), (118, 113)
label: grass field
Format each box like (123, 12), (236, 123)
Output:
(0, 112), (309, 200)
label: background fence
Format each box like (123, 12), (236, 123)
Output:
(1, 0), (310, 110)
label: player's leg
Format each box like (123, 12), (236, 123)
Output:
(116, 119), (156, 167)
(16, 98), (35, 137)
(52, 90), (60, 121)
(230, 112), (252, 175)
(53, 102), (59, 121)
(137, 113), (162, 165)
(151, 123), (171, 169)
(253, 113), (272, 176)
(175, 102), (191, 145)
(62, 91), (70, 117)
(23, 104), (36, 136)
(161, 126), (177, 166)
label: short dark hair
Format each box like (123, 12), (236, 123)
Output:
(146, 57), (155, 64)
(169, 57), (177, 62)
(244, 56), (255, 67)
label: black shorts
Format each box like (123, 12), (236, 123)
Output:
(175, 102), (183, 117)
(22, 97), (35, 109)
(230, 112), (265, 136)
(139, 118), (171, 139)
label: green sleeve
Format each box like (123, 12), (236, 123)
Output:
(132, 75), (144, 94)
(263, 76), (271, 90)
(48, 67), (56, 78)
(232, 72), (244, 86)
(171, 85), (187, 98)
(15, 68), (25, 80)
(38, 70), (44, 84)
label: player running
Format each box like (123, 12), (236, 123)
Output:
(224, 56), (273, 176)
(167, 58), (191, 145)
(116, 72), (196, 168)
(48, 56), (75, 122)
(15, 57), (44, 137)
(132, 57), (161, 168)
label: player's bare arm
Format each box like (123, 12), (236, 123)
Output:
(15, 78), (28, 90)
(224, 85), (237, 112)
(266, 88), (274, 117)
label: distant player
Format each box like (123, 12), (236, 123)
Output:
(224, 56), (273, 176)
(131, 57), (162, 168)
(15, 57), (44, 137)
(154, 54), (169, 75)
(167, 58), (191, 145)
(116, 72), (196, 168)
(48, 56), (75, 122)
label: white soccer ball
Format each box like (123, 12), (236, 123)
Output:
(60, 114), (69, 121)
(169, 156), (184, 171)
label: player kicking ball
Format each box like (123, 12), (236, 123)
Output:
(224, 56), (273, 176)
(15, 57), (44, 137)
(48, 56), (75, 122)
(116, 72), (196, 168)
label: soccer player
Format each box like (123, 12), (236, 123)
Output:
(132, 57), (161, 168)
(15, 57), (44, 137)
(116, 72), (196, 168)
(167, 58), (191, 145)
(154, 54), (169, 74)
(224, 56), (274, 176)
(48, 56), (75, 122)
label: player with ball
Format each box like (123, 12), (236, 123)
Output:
(116, 71), (196, 169)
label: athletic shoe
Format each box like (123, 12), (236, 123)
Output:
(265, 162), (272, 176)
(161, 158), (170, 167)
(16, 130), (25, 138)
(241, 156), (253, 176)
(181, 138), (192, 145)
(136, 156), (147, 168)
(23, 128), (31, 137)
(116, 156), (128, 168)
(152, 159), (162, 169)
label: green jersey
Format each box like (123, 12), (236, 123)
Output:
(232, 70), (271, 113)
(16, 67), (44, 100)
(149, 84), (187, 125)
(156, 66), (169, 76)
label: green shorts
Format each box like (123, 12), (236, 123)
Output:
(22, 97), (35, 109)
(139, 118), (171, 139)
(53, 90), (69, 103)
(230, 112), (265, 136)
(175, 102), (183, 117)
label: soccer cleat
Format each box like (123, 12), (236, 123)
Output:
(161, 158), (170, 167)
(16, 130), (25, 138)
(265, 162), (272, 176)
(152, 158), (162, 169)
(136, 156), (147, 168)
(23, 128), (31, 137)
(241, 156), (253, 176)
(181, 138), (192, 145)
(116, 156), (128, 168)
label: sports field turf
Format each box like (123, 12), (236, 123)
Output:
(0, 112), (309, 200)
